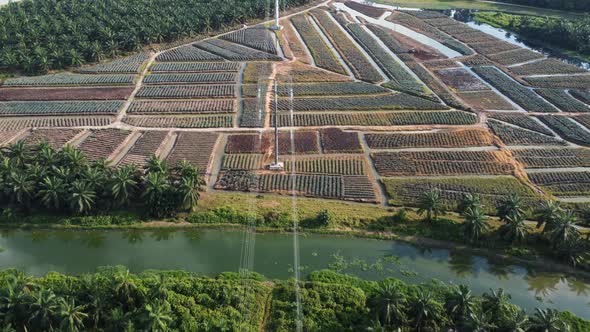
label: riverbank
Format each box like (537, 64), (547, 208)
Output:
(2, 191), (589, 280)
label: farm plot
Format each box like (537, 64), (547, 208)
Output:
(473, 66), (556, 113)
(240, 98), (265, 128)
(365, 129), (493, 149)
(469, 41), (519, 56)
(460, 55), (494, 67)
(538, 115), (590, 146)
(150, 62), (240, 72)
(2, 74), (135, 86)
(535, 89), (589, 113)
(124, 115), (233, 128)
(310, 9), (382, 83)
(243, 62), (272, 84)
(509, 59), (587, 76)
(343, 1), (385, 18)
(423, 59), (461, 70)
(404, 62), (467, 110)
(529, 172), (590, 196)
(457, 91), (516, 111)
(284, 156), (366, 175)
(487, 49), (544, 66)
(128, 100), (235, 115)
(366, 24), (410, 54)
(290, 14), (347, 75)
(0, 131), (19, 145)
(79, 52), (150, 74)
(570, 90), (590, 105)
(76, 129), (131, 162)
(572, 114), (590, 130)
(487, 120), (565, 146)
(343, 176), (376, 201)
(118, 131), (168, 167)
(371, 150), (513, 176)
(143, 73), (237, 84)
(276, 82), (388, 97)
(524, 75), (590, 90)
(0, 116), (113, 131)
(275, 94), (448, 112)
(275, 63), (350, 83)
(225, 131), (320, 154)
(155, 45), (223, 62)
(135, 85), (235, 99)
(512, 148), (590, 169)
(221, 154), (263, 170)
(221, 26), (277, 54)
(452, 31), (497, 44)
(320, 128), (362, 153)
(166, 132), (219, 172)
(274, 110), (477, 127)
(434, 68), (489, 92)
(344, 23), (426, 96)
(194, 39), (281, 61)
(0, 101), (123, 116)
(0, 87), (134, 101)
(22, 129), (83, 148)
(487, 113), (553, 135)
(258, 173), (343, 198)
(382, 176), (540, 211)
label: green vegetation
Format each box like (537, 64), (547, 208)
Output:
(0, 141), (204, 218)
(0, 0), (311, 74)
(1, 268), (588, 331)
(494, 0), (590, 11)
(475, 12), (590, 60)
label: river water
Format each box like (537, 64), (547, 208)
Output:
(0, 228), (588, 319)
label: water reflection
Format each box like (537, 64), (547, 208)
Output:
(54, 231), (76, 243)
(567, 278), (590, 296)
(122, 230), (145, 244)
(525, 273), (562, 298)
(149, 229), (176, 242)
(487, 258), (515, 281)
(448, 250), (475, 278)
(182, 229), (202, 242)
(78, 231), (107, 249)
(29, 230), (50, 243)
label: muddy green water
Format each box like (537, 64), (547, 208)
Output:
(0, 228), (588, 318)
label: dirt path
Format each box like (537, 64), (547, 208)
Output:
(113, 52), (157, 124)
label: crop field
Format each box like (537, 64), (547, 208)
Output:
(371, 150), (513, 176)
(166, 132), (219, 172)
(0, 87), (134, 101)
(76, 129), (131, 162)
(118, 131), (168, 167)
(538, 115), (590, 146)
(3, 4), (590, 206)
(366, 129), (493, 149)
(22, 128), (83, 148)
(487, 120), (565, 146)
(273, 111), (477, 127)
(512, 148), (590, 169)
(383, 176), (540, 212)
(128, 100), (235, 115)
(0, 101), (123, 116)
(528, 172), (590, 197)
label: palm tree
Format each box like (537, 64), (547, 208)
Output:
(459, 193), (482, 213)
(408, 290), (443, 332)
(535, 200), (561, 233)
(466, 308), (496, 332)
(462, 206), (489, 244)
(177, 175), (202, 210)
(554, 238), (587, 267)
(142, 172), (172, 217)
(497, 193), (523, 222)
(68, 180), (96, 214)
(528, 308), (569, 332)
(145, 155), (168, 174)
(372, 280), (407, 327)
(417, 189), (445, 223)
(58, 297), (87, 332)
(110, 165), (138, 207)
(5, 171), (35, 207)
(3, 141), (29, 167)
(114, 269), (139, 306)
(482, 288), (511, 317)
(27, 287), (59, 330)
(445, 284), (476, 327)
(548, 210), (580, 249)
(38, 176), (66, 211)
(499, 213), (528, 244)
(141, 300), (172, 332)
(502, 309), (530, 332)
(0, 274), (29, 324)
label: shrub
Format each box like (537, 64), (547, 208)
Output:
(317, 209), (333, 227)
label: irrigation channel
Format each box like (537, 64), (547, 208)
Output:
(1, 228), (590, 319)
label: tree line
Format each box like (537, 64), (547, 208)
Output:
(0, 141), (204, 218)
(0, 267), (587, 332)
(415, 189), (590, 270)
(495, 0), (590, 12)
(475, 12), (590, 57)
(0, 0), (311, 74)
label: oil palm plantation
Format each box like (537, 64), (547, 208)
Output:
(408, 290), (445, 332)
(499, 213), (528, 244)
(372, 280), (407, 327)
(528, 308), (569, 332)
(417, 189), (445, 223)
(497, 193), (524, 222)
(548, 210), (580, 249)
(445, 284), (477, 328)
(535, 200), (561, 233)
(58, 297), (87, 332)
(462, 206), (489, 244)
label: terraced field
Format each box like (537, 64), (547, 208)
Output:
(2, 1), (589, 207)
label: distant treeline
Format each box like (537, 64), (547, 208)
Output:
(495, 0), (590, 11)
(0, 0), (311, 74)
(475, 12), (590, 57)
